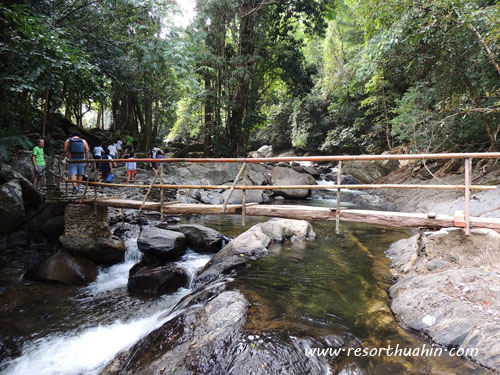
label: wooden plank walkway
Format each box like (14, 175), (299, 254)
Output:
(82, 198), (500, 232)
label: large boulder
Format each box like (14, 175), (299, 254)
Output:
(271, 166), (316, 199)
(248, 145), (273, 158)
(137, 227), (187, 261)
(59, 236), (126, 266)
(162, 163), (267, 186)
(24, 252), (98, 285)
(194, 218), (315, 288)
(101, 288), (334, 375)
(0, 179), (25, 232)
(0, 162), (41, 208)
(292, 165), (320, 179)
(127, 264), (189, 295)
(387, 228), (500, 370)
(164, 224), (225, 253)
(221, 188), (264, 204)
(341, 160), (393, 184)
(10, 154), (37, 181)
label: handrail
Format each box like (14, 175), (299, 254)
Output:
(65, 180), (496, 191)
(63, 152), (500, 234)
(66, 151), (500, 163)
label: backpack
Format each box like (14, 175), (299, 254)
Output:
(69, 138), (85, 159)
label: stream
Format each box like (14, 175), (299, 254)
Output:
(0, 199), (491, 374)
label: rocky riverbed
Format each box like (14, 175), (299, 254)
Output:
(3, 147), (500, 374)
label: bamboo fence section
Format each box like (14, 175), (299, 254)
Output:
(64, 151), (500, 233)
(65, 180), (496, 191)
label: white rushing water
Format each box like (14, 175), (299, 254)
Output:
(84, 238), (141, 295)
(4, 305), (181, 375)
(316, 179), (356, 193)
(4, 239), (213, 375)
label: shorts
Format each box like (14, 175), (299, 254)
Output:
(127, 169), (138, 176)
(69, 162), (85, 176)
(36, 166), (46, 176)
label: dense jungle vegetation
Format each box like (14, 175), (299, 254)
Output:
(1, 0), (500, 156)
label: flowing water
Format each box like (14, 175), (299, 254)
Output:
(0, 201), (493, 374)
(0, 236), (212, 375)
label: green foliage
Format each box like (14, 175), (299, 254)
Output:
(0, 128), (33, 161)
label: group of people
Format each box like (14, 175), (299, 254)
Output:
(32, 132), (142, 194)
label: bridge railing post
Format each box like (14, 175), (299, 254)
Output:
(160, 162), (164, 223)
(336, 160), (342, 233)
(465, 158), (471, 235)
(242, 163), (247, 226)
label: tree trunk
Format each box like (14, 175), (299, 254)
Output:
(144, 94), (153, 152)
(204, 78), (212, 156)
(229, 0), (258, 156)
(153, 95), (160, 141)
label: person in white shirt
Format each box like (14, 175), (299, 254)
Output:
(93, 144), (104, 159)
(108, 144), (117, 159)
(115, 139), (122, 158)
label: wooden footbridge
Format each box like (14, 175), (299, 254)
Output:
(61, 152), (500, 235)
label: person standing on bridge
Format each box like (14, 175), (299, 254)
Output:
(32, 138), (45, 192)
(64, 130), (90, 194)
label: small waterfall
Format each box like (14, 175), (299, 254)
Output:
(176, 250), (213, 288)
(85, 238), (141, 295)
(3, 237), (213, 375)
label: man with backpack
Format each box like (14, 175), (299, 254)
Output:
(64, 130), (90, 194)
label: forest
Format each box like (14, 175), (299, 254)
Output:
(2, 0), (500, 157)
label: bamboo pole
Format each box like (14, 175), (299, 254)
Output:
(80, 162), (92, 202)
(336, 161), (342, 232)
(221, 162), (247, 213)
(242, 164), (247, 226)
(65, 162), (69, 196)
(93, 163), (98, 213)
(465, 158), (471, 235)
(66, 151), (500, 164)
(140, 169), (159, 213)
(64, 180), (498, 191)
(160, 163), (164, 223)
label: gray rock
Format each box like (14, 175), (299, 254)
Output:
(426, 259), (448, 271)
(24, 252), (97, 285)
(127, 264), (189, 295)
(271, 166), (316, 199)
(11, 155), (36, 181)
(0, 162), (41, 208)
(100, 290), (331, 375)
(388, 228), (500, 370)
(60, 236), (126, 266)
(0, 179), (25, 232)
(352, 193), (398, 210)
(248, 145), (273, 158)
(220, 188), (264, 204)
(164, 224), (224, 253)
(40, 215), (65, 237)
(341, 175), (361, 185)
(292, 165), (320, 179)
(137, 227), (187, 261)
(341, 160), (392, 184)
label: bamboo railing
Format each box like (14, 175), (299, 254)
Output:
(64, 152), (500, 233)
